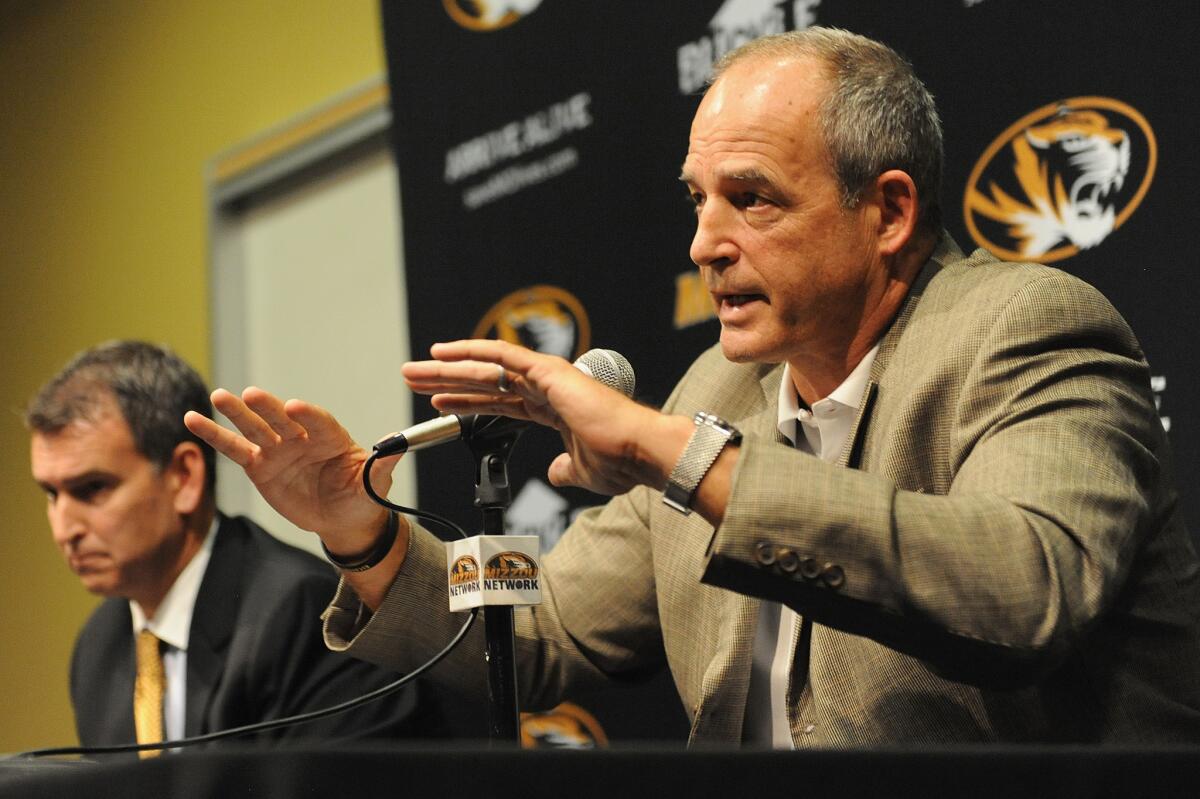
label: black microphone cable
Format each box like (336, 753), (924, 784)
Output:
(14, 448), (478, 761)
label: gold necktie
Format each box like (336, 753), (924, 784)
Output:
(133, 629), (165, 758)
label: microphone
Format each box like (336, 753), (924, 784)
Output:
(375, 349), (635, 457)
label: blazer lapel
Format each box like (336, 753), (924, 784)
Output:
(837, 236), (958, 470)
(114, 627), (137, 744)
(96, 604), (139, 747)
(184, 516), (243, 737)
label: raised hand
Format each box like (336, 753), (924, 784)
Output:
(402, 339), (690, 497)
(184, 387), (395, 554)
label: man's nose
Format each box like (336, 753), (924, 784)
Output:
(48, 496), (86, 549)
(689, 201), (738, 269)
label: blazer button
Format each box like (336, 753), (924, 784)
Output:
(777, 549), (799, 573)
(754, 542), (776, 566)
(799, 557), (821, 580)
(821, 564), (845, 589)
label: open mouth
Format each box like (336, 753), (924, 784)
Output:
(717, 293), (767, 314)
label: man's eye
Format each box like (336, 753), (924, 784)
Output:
(737, 192), (766, 208)
(686, 191), (704, 210)
(72, 481), (111, 502)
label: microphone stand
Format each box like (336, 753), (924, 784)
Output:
(464, 416), (524, 743)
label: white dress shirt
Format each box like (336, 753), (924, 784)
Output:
(743, 344), (879, 747)
(129, 518), (218, 745)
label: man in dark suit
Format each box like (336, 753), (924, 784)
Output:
(28, 340), (437, 756)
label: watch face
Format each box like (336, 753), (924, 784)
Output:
(695, 412), (739, 439)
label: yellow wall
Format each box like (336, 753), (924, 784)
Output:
(0, 1), (386, 753)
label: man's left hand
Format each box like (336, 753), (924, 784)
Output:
(402, 339), (689, 497)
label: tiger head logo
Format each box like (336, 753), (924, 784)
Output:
(443, 0), (544, 31)
(520, 702), (608, 749)
(484, 551), (538, 579)
(449, 555), (479, 585)
(473, 285), (591, 360)
(964, 97), (1156, 263)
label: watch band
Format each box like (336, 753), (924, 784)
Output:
(662, 412), (742, 515)
(321, 510), (399, 572)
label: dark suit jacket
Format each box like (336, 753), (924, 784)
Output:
(328, 239), (1200, 745)
(70, 514), (441, 753)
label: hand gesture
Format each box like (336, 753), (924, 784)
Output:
(184, 387), (395, 553)
(402, 340), (687, 496)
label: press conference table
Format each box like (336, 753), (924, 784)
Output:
(2, 744), (1196, 798)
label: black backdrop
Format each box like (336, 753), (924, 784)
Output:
(381, 0), (1200, 743)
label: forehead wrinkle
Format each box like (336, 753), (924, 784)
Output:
(717, 166), (775, 184)
(689, 123), (797, 153)
(679, 165), (780, 195)
(687, 124), (800, 173)
(683, 141), (791, 184)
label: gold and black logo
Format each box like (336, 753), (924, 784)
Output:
(520, 701), (609, 749)
(473, 285), (590, 360)
(963, 97), (1156, 263)
(449, 555), (480, 586)
(484, 551), (538, 579)
(483, 550), (540, 592)
(443, 0), (544, 32)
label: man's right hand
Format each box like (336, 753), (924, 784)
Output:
(183, 388), (405, 571)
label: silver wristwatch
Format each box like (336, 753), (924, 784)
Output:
(662, 412), (742, 515)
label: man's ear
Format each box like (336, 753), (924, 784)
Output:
(168, 441), (207, 515)
(872, 169), (920, 257)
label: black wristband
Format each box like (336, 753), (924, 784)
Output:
(321, 511), (399, 572)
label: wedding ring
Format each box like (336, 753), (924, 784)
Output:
(496, 364), (510, 393)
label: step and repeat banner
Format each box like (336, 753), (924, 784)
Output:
(381, 0), (1199, 743)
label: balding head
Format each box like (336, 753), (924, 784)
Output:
(711, 28), (944, 236)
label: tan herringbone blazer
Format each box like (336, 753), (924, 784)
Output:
(327, 239), (1200, 745)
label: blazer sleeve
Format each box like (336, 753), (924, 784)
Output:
(324, 482), (667, 711)
(702, 271), (1187, 687)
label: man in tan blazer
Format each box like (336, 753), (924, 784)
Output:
(188, 28), (1200, 745)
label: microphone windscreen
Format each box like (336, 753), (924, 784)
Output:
(575, 349), (636, 398)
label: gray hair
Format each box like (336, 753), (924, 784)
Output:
(713, 27), (944, 235)
(26, 340), (217, 493)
